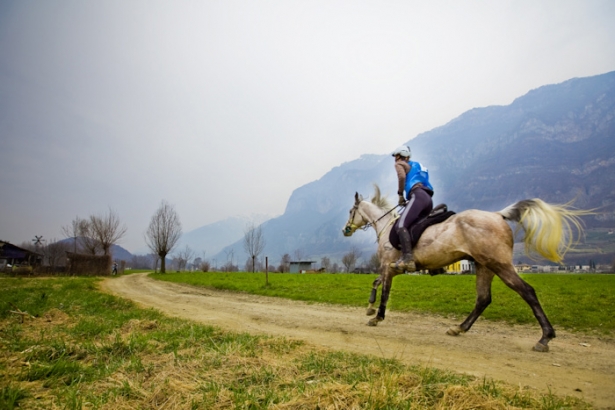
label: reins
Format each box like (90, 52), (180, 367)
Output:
(359, 203), (403, 232)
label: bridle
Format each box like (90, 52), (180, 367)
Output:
(344, 202), (403, 239)
(343, 204), (365, 236)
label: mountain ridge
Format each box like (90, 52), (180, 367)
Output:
(209, 71), (615, 266)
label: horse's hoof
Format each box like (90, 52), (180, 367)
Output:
(446, 326), (463, 336)
(367, 317), (383, 327)
(532, 342), (549, 352)
(366, 308), (376, 316)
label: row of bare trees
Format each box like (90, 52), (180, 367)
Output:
(55, 202), (180, 273)
(54, 200), (376, 274)
(61, 208), (127, 256)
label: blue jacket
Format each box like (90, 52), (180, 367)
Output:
(405, 161), (433, 196)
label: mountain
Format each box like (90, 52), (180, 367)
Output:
(110, 244), (133, 262)
(214, 71), (615, 266)
(421, 71), (615, 216)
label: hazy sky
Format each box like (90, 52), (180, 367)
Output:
(1, 1), (614, 253)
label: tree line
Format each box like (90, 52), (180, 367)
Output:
(16, 200), (387, 275)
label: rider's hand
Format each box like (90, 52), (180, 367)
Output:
(398, 195), (406, 206)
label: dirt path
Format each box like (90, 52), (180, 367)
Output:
(101, 273), (615, 409)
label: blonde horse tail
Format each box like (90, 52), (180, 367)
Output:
(498, 199), (590, 264)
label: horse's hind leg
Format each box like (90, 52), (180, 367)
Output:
(447, 264), (494, 336)
(366, 276), (382, 316)
(492, 262), (556, 352)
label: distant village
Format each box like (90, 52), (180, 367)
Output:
(1, 240), (612, 275)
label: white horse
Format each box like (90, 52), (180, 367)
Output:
(343, 185), (588, 352)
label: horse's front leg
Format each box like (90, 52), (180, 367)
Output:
(366, 275), (382, 316)
(368, 269), (393, 326)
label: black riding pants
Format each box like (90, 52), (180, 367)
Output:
(397, 187), (433, 233)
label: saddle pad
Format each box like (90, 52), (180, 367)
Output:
(389, 210), (456, 250)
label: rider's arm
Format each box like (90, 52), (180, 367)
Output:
(395, 161), (409, 196)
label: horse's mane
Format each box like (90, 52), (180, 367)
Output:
(370, 184), (391, 210)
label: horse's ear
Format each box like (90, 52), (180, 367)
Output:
(354, 192), (360, 204)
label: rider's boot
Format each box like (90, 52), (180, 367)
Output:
(390, 227), (416, 272)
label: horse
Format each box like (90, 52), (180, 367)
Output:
(342, 185), (588, 352)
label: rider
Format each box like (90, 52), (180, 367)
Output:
(391, 145), (434, 272)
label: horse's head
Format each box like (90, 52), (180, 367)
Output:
(343, 192), (367, 236)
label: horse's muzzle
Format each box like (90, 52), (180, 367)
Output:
(343, 225), (354, 236)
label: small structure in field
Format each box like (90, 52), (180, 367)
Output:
(0, 241), (42, 271)
(289, 261), (316, 273)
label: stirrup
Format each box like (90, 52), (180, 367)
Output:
(389, 259), (416, 272)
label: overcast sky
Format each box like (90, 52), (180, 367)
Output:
(1, 1), (614, 253)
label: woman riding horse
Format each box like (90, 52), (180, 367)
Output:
(343, 185), (589, 352)
(391, 145), (434, 272)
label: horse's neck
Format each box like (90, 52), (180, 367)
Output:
(362, 202), (395, 240)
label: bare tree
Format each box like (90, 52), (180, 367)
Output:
(61, 216), (84, 253)
(42, 239), (70, 268)
(244, 256), (265, 272)
(278, 253), (291, 272)
(293, 249), (305, 261)
(366, 253), (381, 273)
(243, 222), (266, 273)
(199, 260), (211, 272)
(90, 208), (127, 255)
(342, 246), (362, 272)
(71, 219), (100, 255)
(243, 257), (253, 272)
(224, 249), (235, 270)
(145, 200), (182, 274)
(320, 256), (331, 272)
(175, 245), (195, 271)
(192, 249), (209, 271)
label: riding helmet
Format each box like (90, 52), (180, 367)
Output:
(392, 145), (411, 159)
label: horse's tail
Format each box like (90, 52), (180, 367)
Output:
(498, 199), (590, 264)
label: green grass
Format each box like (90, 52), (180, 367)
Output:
(0, 384), (29, 410)
(151, 272), (615, 335)
(0, 277), (592, 409)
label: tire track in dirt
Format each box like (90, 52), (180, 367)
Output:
(102, 273), (615, 409)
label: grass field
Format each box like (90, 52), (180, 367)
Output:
(0, 276), (593, 409)
(150, 272), (615, 335)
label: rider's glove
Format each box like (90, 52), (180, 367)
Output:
(398, 195), (406, 206)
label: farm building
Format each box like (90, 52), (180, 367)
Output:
(445, 259), (475, 274)
(0, 241), (42, 270)
(515, 263), (532, 272)
(289, 261), (316, 273)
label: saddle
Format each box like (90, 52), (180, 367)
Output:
(389, 204), (456, 250)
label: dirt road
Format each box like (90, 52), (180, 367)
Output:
(102, 273), (615, 409)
